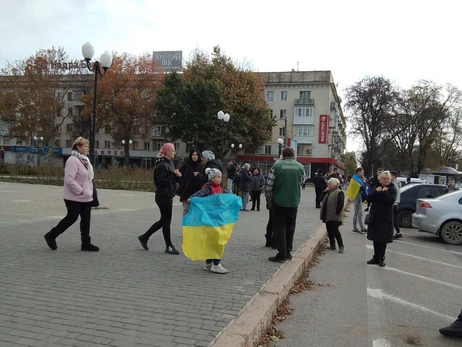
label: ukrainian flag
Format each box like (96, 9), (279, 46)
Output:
(346, 174), (365, 201)
(182, 194), (242, 261)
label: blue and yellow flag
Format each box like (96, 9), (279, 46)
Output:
(182, 194), (242, 261)
(345, 174), (365, 201)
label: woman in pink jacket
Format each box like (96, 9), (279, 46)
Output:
(44, 137), (99, 251)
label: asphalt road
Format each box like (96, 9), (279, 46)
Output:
(270, 212), (462, 347)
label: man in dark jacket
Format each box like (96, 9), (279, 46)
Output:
(199, 150), (223, 185)
(239, 163), (252, 211)
(365, 168), (383, 212)
(178, 149), (204, 216)
(313, 169), (327, 208)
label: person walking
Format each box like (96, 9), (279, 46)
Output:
(440, 309), (462, 337)
(188, 168), (231, 274)
(239, 163), (252, 211)
(391, 170), (403, 240)
(178, 148), (204, 216)
(226, 160), (237, 193)
(366, 171), (397, 267)
(138, 143), (182, 255)
(250, 167), (265, 211)
(320, 178), (345, 253)
(44, 136), (99, 251)
(313, 169), (327, 208)
(266, 147), (305, 263)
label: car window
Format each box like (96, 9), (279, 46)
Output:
(417, 188), (440, 198)
(459, 197), (462, 205)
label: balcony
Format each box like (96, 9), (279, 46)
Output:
(294, 98), (315, 106)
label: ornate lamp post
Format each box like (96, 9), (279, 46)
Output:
(33, 136), (44, 166)
(217, 110), (230, 161)
(277, 138), (284, 157)
(81, 42), (112, 166)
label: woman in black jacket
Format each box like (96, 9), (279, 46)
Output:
(138, 143), (182, 255)
(366, 171), (397, 267)
(313, 169), (327, 208)
(178, 149), (204, 216)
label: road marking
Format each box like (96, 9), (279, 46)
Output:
(13, 200), (32, 202)
(393, 239), (462, 256)
(367, 288), (454, 320)
(365, 245), (462, 270)
(372, 338), (391, 347)
(375, 266), (462, 290)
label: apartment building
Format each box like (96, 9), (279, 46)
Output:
(0, 70), (346, 176)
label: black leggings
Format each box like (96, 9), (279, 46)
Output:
(251, 190), (262, 210)
(326, 221), (344, 247)
(49, 199), (92, 243)
(143, 195), (173, 247)
(373, 241), (387, 261)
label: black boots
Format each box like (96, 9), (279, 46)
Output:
(367, 256), (386, 267)
(44, 231), (58, 250)
(440, 320), (462, 337)
(81, 237), (99, 252)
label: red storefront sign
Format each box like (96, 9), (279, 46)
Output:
(319, 114), (328, 144)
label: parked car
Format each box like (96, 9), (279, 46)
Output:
(396, 184), (447, 228)
(412, 190), (462, 245)
(396, 177), (427, 187)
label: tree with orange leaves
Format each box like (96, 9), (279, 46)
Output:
(0, 47), (89, 149)
(82, 52), (160, 166)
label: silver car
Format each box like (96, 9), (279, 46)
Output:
(412, 190), (462, 245)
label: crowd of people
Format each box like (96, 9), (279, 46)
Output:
(43, 136), (461, 338)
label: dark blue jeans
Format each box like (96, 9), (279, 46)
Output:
(206, 259), (220, 266)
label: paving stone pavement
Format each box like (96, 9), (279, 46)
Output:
(0, 182), (322, 347)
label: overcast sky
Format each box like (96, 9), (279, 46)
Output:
(1, 0), (460, 152)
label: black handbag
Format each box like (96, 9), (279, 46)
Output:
(365, 211), (374, 225)
(92, 183), (100, 207)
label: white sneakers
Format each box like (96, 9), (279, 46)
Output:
(204, 263), (229, 274)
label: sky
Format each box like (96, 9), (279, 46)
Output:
(1, 0), (461, 153)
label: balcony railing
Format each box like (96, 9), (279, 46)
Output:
(294, 98), (315, 106)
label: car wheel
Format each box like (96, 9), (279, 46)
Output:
(440, 221), (462, 245)
(397, 209), (413, 228)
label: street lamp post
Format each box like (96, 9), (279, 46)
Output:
(277, 138), (284, 157)
(230, 143), (243, 158)
(217, 111), (230, 161)
(121, 140), (132, 167)
(82, 42), (112, 166)
(33, 136), (43, 166)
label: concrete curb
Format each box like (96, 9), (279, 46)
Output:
(210, 224), (328, 347)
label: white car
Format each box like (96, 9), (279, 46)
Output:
(396, 177), (427, 187)
(412, 190), (462, 245)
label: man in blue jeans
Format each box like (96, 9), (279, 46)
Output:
(440, 309), (462, 337)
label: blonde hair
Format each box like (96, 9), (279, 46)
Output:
(379, 171), (391, 179)
(71, 136), (89, 150)
(327, 178), (340, 187)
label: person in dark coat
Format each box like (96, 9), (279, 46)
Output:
(313, 169), (327, 208)
(178, 149), (205, 216)
(199, 150), (223, 184)
(365, 168), (383, 212)
(250, 167), (265, 211)
(320, 177), (345, 252)
(239, 163), (252, 211)
(138, 143), (182, 255)
(226, 160), (237, 192)
(366, 171), (397, 267)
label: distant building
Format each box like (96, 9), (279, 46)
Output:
(0, 71), (346, 174)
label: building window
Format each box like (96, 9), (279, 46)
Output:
(144, 142), (150, 151)
(55, 139), (61, 148)
(68, 107), (73, 116)
(96, 140), (99, 148)
(67, 92), (73, 101)
(154, 142), (163, 151)
(104, 141), (111, 149)
(66, 124), (72, 133)
(294, 107), (314, 122)
(56, 126), (62, 133)
(264, 145), (272, 154)
(281, 91), (288, 100)
(74, 90), (83, 99)
(65, 139), (71, 148)
(297, 145), (304, 156)
(279, 127), (284, 136)
(152, 126), (162, 136)
(174, 142), (180, 151)
(294, 125), (314, 136)
(57, 92), (63, 100)
(280, 109), (287, 119)
(266, 91), (274, 101)
(134, 126), (140, 135)
(300, 91), (311, 100)
(132, 141), (138, 150)
(104, 125), (111, 134)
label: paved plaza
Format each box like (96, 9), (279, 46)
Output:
(0, 182), (322, 347)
